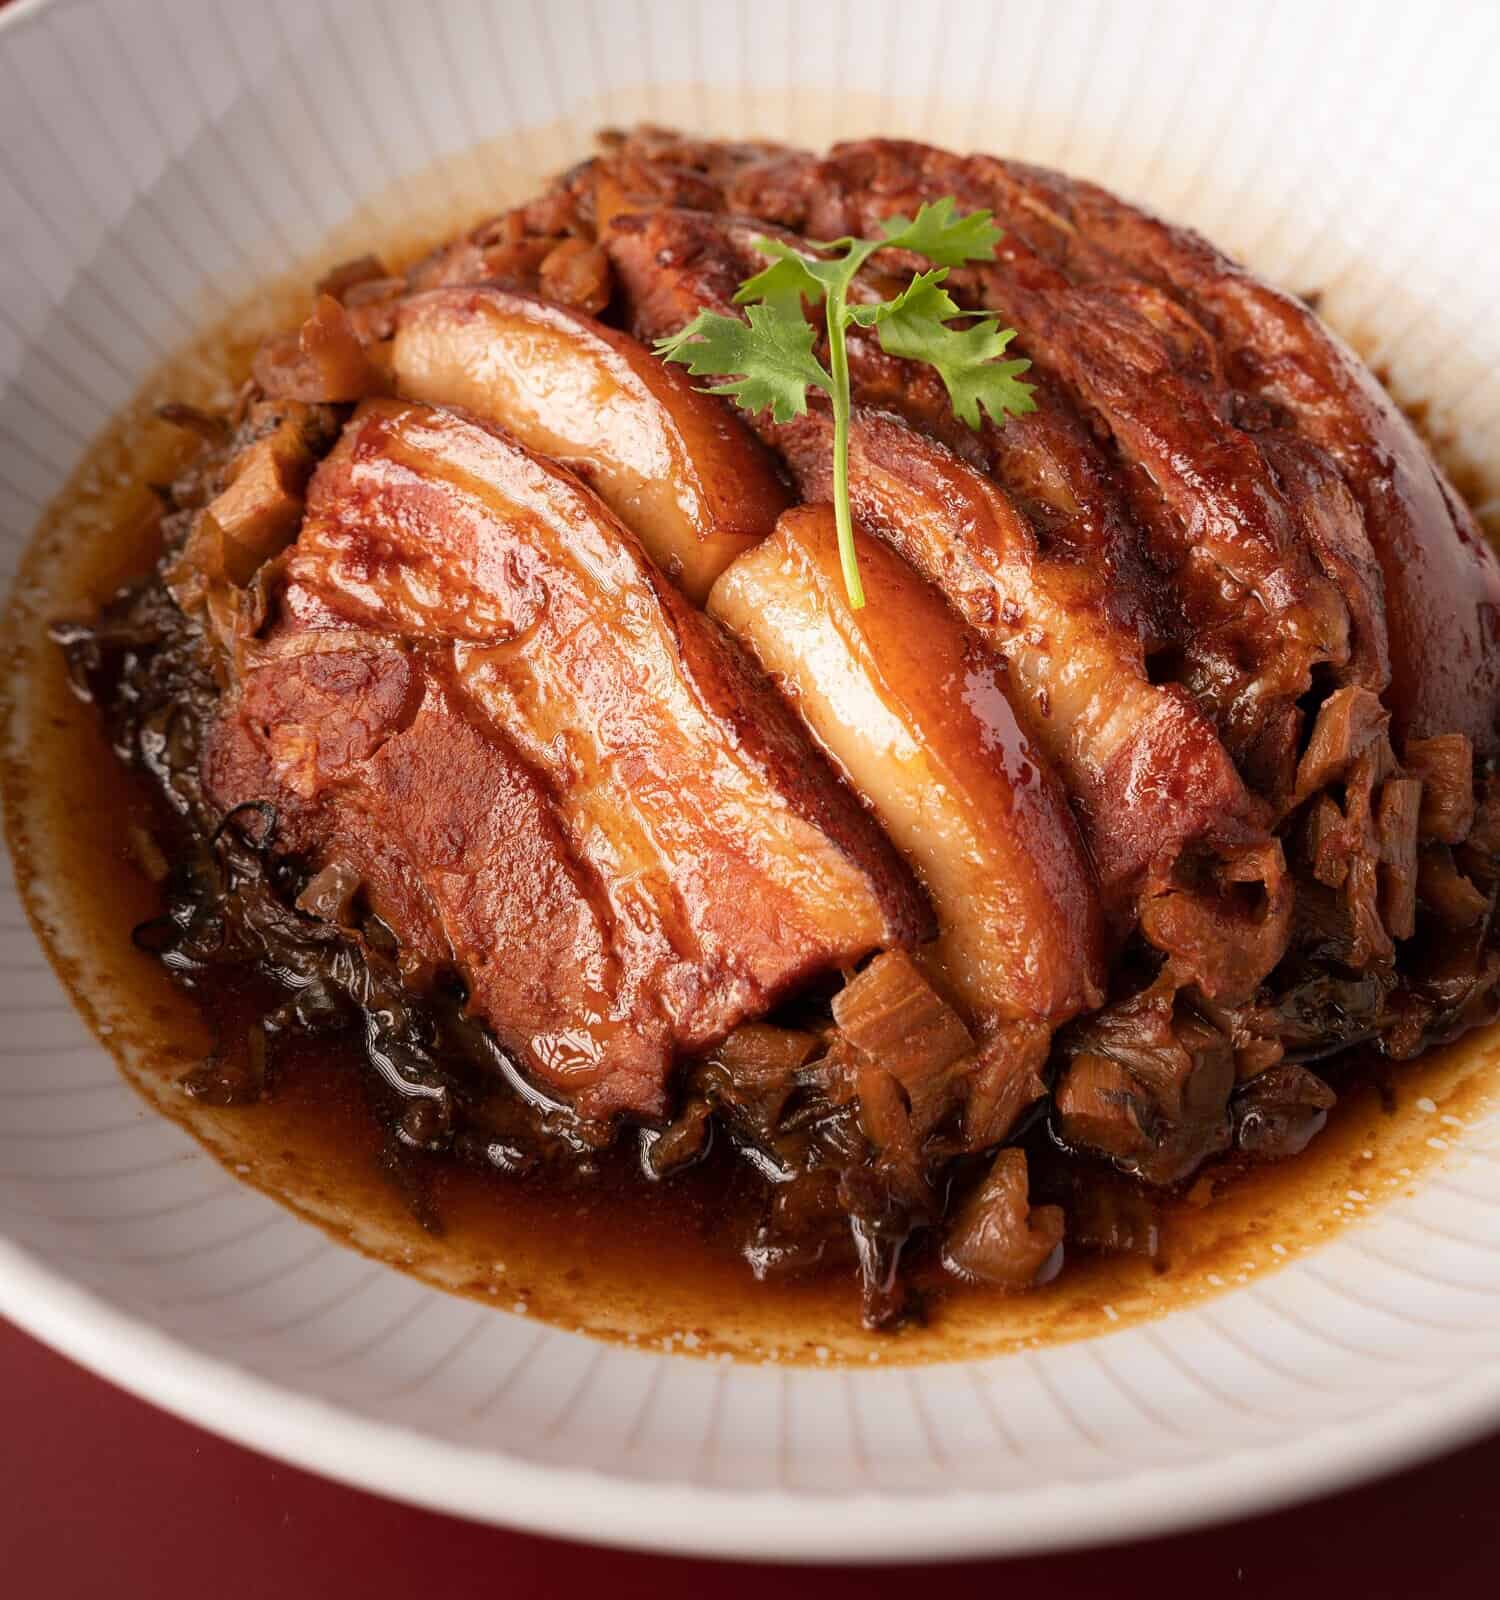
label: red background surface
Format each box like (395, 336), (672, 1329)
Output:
(0, 1312), (1494, 1597)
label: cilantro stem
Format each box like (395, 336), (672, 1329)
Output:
(823, 276), (865, 611)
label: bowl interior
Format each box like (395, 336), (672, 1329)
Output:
(1, 0), (1499, 1561)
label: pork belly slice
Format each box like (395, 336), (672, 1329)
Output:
(595, 189), (1166, 636)
(224, 397), (927, 1118)
(976, 154), (1500, 753)
(391, 286), (790, 602)
(727, 145), (1385, 789)
(607, 209), (1289, 999)
(996, 280), (1355, 745)
(203, 641), (677, 1119)
(740, 138), (1490, 754)
(767, 410), (1294, 1000)
(768, 409), (1243, 878)
(710, 504), (1104, 1029)
(840, 318), (1170, 646)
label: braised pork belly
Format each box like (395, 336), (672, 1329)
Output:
(393, 286), (790, 600)
(204, 397), (924, 1119)
(57, 127), (1500, 1328)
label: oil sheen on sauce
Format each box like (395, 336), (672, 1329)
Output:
(2, 123), (1498, 1367)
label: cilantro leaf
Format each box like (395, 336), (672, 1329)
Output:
(735, 241), (830, 314)
(878, 197), (1004, 267)
(653, 304), (830, 424)
(735, 236), (883, 309)
(846, 267), (961, 328)
(876, 309), (1036, 429)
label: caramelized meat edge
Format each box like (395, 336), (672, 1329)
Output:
(204, 398), (929, 1118)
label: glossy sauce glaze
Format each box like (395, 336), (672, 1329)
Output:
(235, 397), (923, 1118)
(394, 286), (791, 601)
(709, 504), (1103, 1027)
(3, 143), (1498, 1366)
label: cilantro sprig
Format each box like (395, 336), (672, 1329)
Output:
(655, 198), (1035, 608)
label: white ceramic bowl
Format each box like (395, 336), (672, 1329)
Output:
(2, 0), (1499, 1563)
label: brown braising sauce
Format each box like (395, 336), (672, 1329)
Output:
(3, 136), (1498, 1367)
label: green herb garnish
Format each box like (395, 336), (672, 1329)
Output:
(655, 198), (1035, 608)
